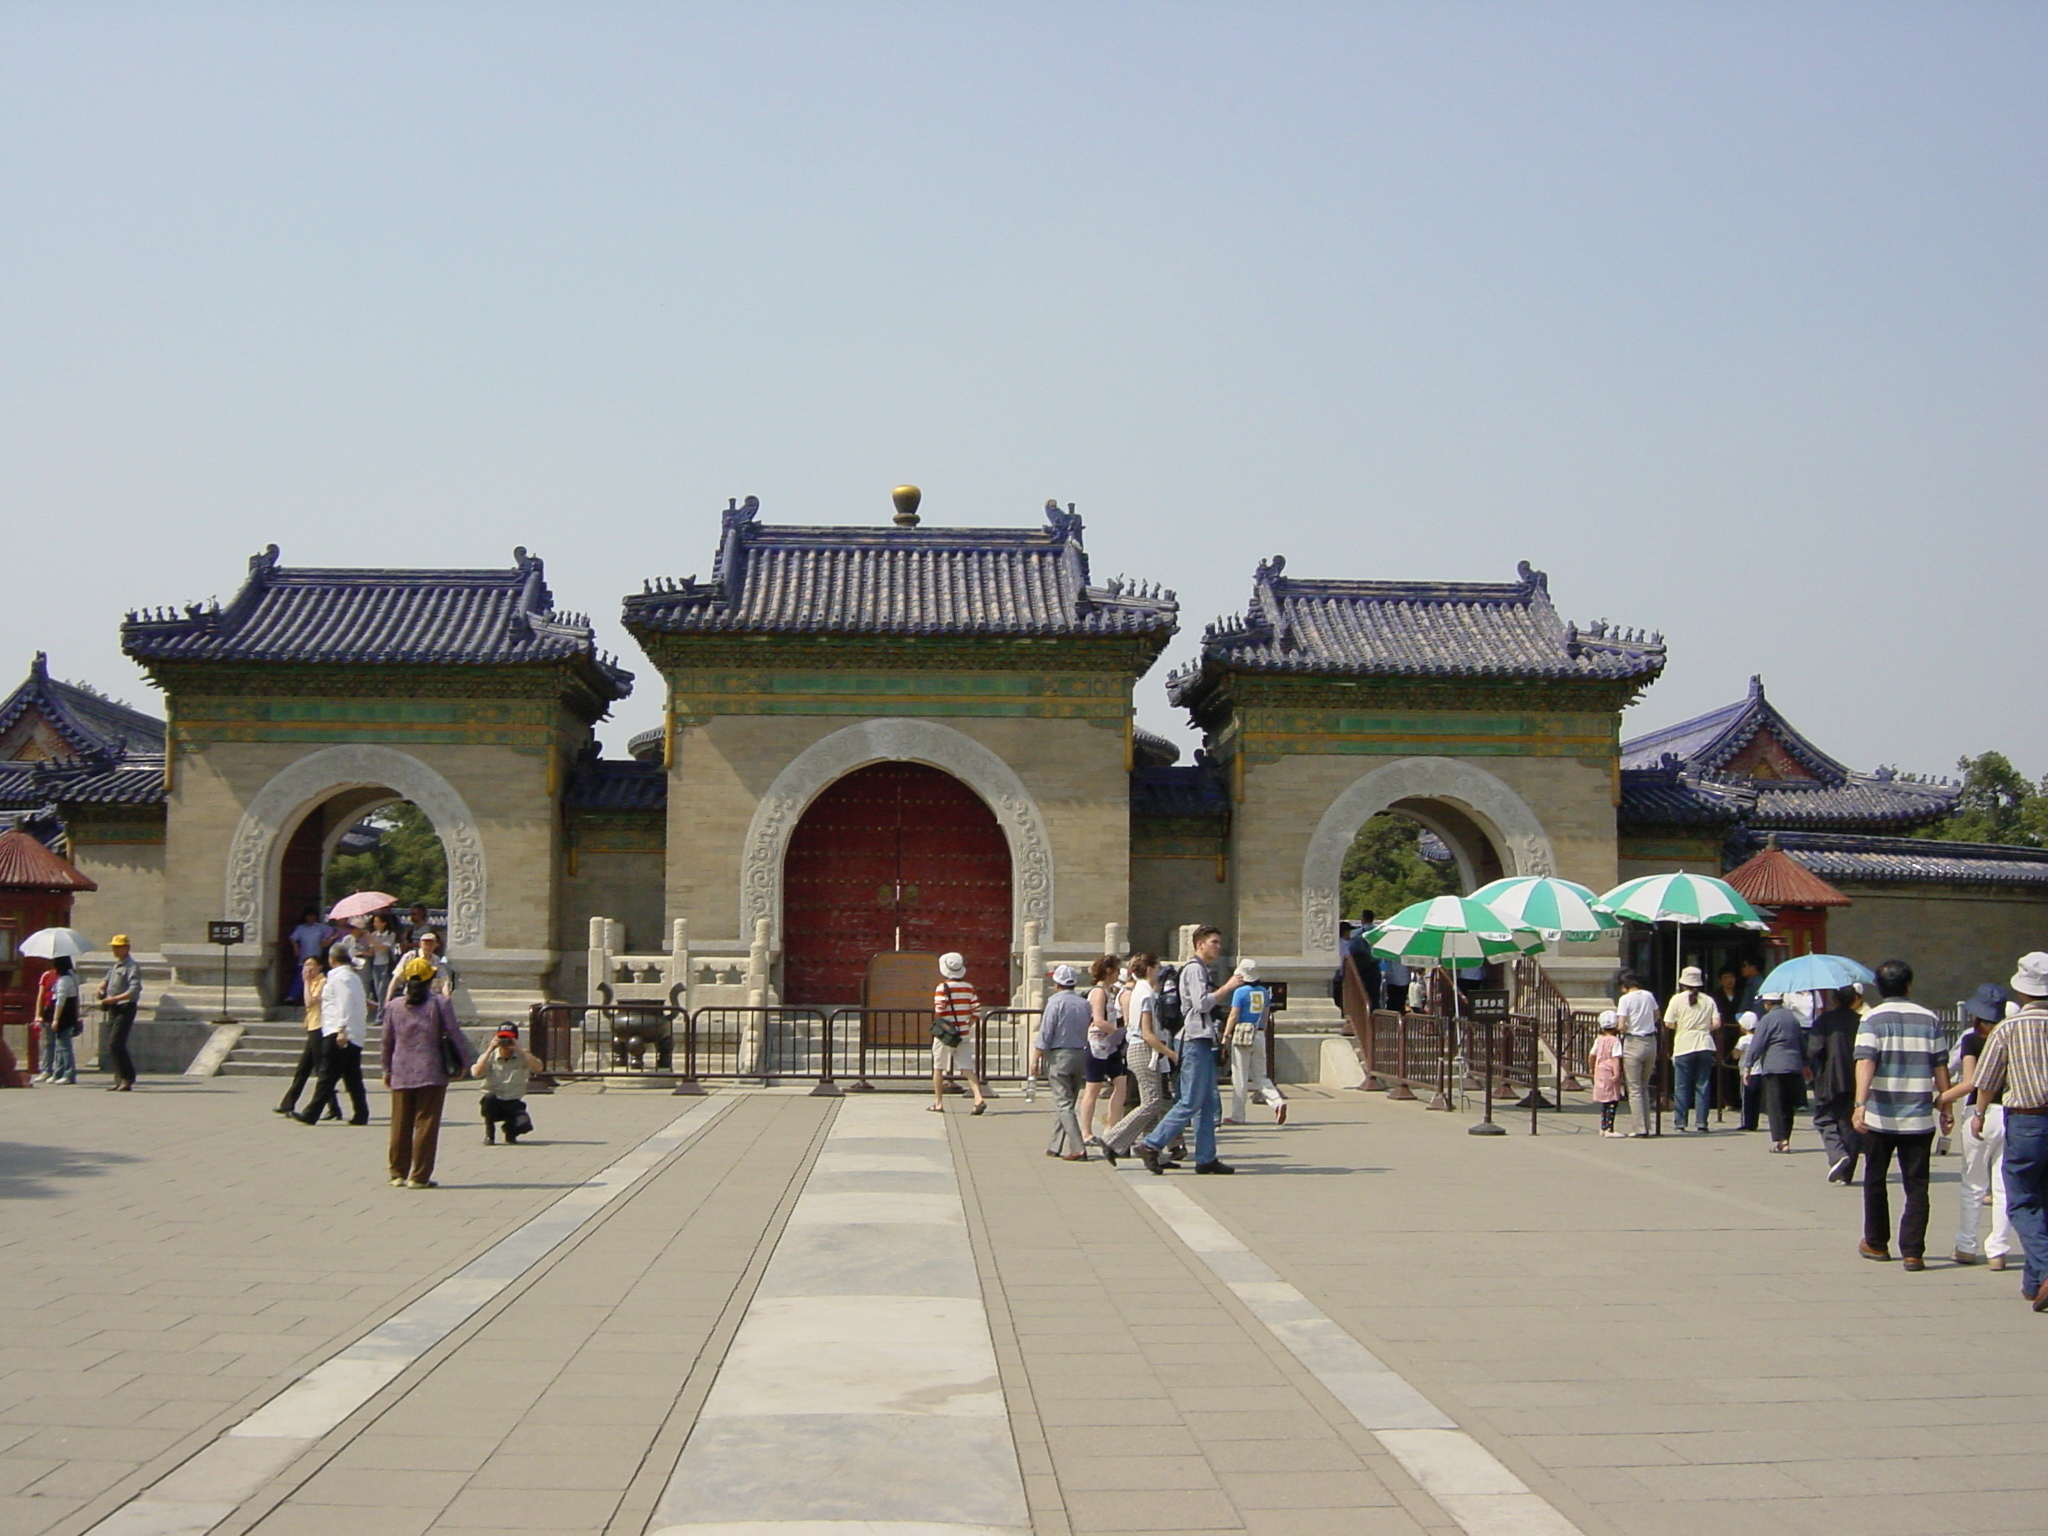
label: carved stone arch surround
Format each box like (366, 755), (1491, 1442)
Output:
(740, 719), (1055, 947)
(225, 745), (488, 950)
(1301, 756), (1555, 960)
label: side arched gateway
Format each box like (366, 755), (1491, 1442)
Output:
(224, 745), (488, 950)
(1300, 757), (1557, 960)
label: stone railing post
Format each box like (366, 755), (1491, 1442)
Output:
(1176, 923), (1199, 964)
(585, 916), (611, 1005)
(1104, 922), (1127, 960)
(745, 917), (771, 1009)
(667, 918), (691, 1009)
(1021, 920), (1044, 1011)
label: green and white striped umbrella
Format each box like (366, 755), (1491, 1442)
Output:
(1470, 876), (1621, 942)
(1596, 871), (1767, 930)
(1366, 894), (1546, 966)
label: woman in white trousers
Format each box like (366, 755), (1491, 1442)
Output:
(1939, 997), (2018, 1269)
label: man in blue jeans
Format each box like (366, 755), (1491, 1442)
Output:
(1139, 926), (1246, 1176)
(1970, 952), (2048, 1310)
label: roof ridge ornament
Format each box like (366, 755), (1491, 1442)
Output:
(1516, 560), (1548, 594)
(891, 485), (922, 527)
(1043, 499), (1084, 542)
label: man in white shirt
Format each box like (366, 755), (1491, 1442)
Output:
(298, 942), (370, 1126)
(1615, 970), (1661, 1138)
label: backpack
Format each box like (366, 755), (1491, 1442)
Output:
(1155, 966), (1184, 1033)
(1239, 984), (1270, 1030)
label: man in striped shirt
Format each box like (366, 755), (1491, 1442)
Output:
(931, 952), (989, 1115)
(1970, 952), (2048, 1308)
(1852, 959), (1951, 1269)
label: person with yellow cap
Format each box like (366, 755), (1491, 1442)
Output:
(97, 934), (142, 1091)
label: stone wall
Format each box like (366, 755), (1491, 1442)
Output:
(1128, 852), (1234, 966)
(1825, 883), (2048, 1011)
(67, 834), (166, 955)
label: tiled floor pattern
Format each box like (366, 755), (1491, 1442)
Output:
(81, 1098), (738, 1536)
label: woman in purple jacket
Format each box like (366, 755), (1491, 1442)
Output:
(380, 958), (473, 1188)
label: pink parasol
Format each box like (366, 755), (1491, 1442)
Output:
(328, 891), (398, 922)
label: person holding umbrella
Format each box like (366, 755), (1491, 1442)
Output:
(1741, 988), (1808, 1152)
(36, 956), (81, 1085)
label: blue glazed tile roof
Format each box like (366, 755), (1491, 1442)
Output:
(1619, 677), (1955, 833)
(624, 498), (1178, 642)
(0, 654), (164, 761)
(1729, 830), (2048, 890)
(565, 758), (666, 812)
(123, 546), (632, 697)
(1620, 765), (1957, 832)
(1622, 675), (1848, 779)
(1618, 767), (1753, 827)
(1169, 559), (1664, 695)
(0, 760), (165, 809)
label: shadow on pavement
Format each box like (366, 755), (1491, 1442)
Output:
(0, 1140), (142, 1199)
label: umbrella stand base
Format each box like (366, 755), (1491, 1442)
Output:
(1515, 1091), (1554, 1110)
(1426, 1093), (1452, 1111)
(1467, 1121), (1507, 1136)
(1385, 1084), (1417, 1101)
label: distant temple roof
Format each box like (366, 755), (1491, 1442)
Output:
(1170, 558), (1664, 700)
(0, 653), (164, 763)
(1130, 761), (1230, 820)
(122, 546), (632, 698)
(564, 756), (666, 813)
(0, 654), (168, 812)
(1131, 728), (1182, 769)
(1729, 829), (2048, 890)
(1620, 677), (1955, 834)
(624, 497), (1178, 644)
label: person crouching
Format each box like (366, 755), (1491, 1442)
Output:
(473, 1027), (541, 1144)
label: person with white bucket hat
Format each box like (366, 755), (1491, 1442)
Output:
(1967, 953), (2048, 1308)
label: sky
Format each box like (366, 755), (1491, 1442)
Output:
(3, 3), (2043, 780)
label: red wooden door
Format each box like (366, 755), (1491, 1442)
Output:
(782, 762), (1011, 1007)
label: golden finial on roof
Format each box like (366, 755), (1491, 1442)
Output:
(891, 485), (922, 527)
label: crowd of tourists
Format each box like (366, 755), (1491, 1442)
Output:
(276, 906), (542, 1187)
(1577, 950), (2048, 1308)
(931, 925), (1284, 1176)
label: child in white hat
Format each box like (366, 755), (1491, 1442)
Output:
(1590, 1012), (1624, 1136)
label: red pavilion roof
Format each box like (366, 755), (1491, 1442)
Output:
(0, 829), (97, 891)
(1725, 842), (1850, 909)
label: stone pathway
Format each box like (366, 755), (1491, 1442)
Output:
(8, 1075), (2048, 1536)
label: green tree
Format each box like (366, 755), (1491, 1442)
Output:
(324, 802), (449, 909)
(1918, 751), (2045, 847)
(1340, 813), (1462, 920)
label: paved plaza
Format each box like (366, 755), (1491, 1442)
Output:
(5, 1074), (2048, 1536)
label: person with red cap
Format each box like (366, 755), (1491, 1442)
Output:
(472, 1026), (542, 1145)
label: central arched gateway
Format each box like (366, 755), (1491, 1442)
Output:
(781, 762), (1012, 1006)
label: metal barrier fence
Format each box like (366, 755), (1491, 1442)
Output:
(526, 1000), (1041, 1092)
